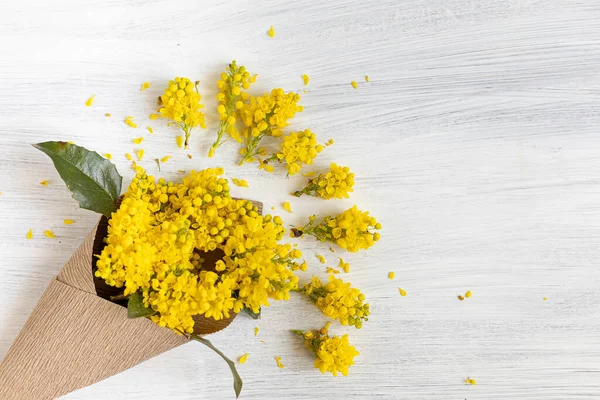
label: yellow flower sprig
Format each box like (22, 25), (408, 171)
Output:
(238, 89), (303, 165)
(292, 163), (354, 199)
(209, 61), (257, 157)
(299, 275), (370, 328)
(291, 206), (381, 252)
(292, 327), (360, 376)
(159, 77), (206, 149)
(260, 129), (324, 176)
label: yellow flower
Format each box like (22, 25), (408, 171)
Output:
(26, 228), (33, 239)
(302, 171), (316, 178)
(465, 290), (472, 298)
(133, 137), (144, 144)
(464, 377), (477, 385)
(326, 267), (340, 274)
(64, 219), (75, 225)
(147, 127), (154, 134)
(301, 275), (369, 328)
(283, 201), (292, 213)
(125, 153), (132, 161)
(263, 129), (323, 176)
(40, 180), (49, 187)
(325, 138), (334, 146)
(231, 178), (249, 188)
(105, 113), (111, 117)
(316, 254), (326, 264)
(160, 156), (172, 163)
(274, 356), (284, 368)
(239, 353), (249, 364)
(103, 153), (112, 160)
(210, 61), (256, 157)
(267, 26), (275, 37)
(149, 113), (159, 120)
(254, 326), (259, 336)
(44, 230), (56, 239)
(159, 77), (206, 149)
(339, 258), (350, 273)
(388, 271), (395, 280)
(125, 116), (137, 128)
(135, 149), (144, 161)
(351, 81), (358, 89)
(293, 163), (354, 199)
(302, 74), (310, 86)
(141, 82), (151, 91)
(85, 95), (95, 107)
(364, 75), (370, 82)
(293, 329), (359, 376)
(399, 288), (407, 296)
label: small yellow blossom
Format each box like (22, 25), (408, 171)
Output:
(105, 113), (111, 117)
(64, 219), (75, 225)
(339, 258), (350, 273)
(125, 153), (132, 161)
(239, 353), (249, 364)
(399, 288), (407, 296)
(283, 201), (292, 213)
(26, 229), (33, 240)
(274, 356), (284, 368)
(187, 154), (192, 159)
(302, 74), (310, 86)
(141, 82), (151, 91)
(317, 254), (326, 264)
(85, 95), (95, 107)
(465, 290), (472, 298)
(133, 137), (144, 144)
(326, 267), (340, 274)
(147, 127), (154, 134)
(149, 113), (159, 120)
(176, 136), (184, 148)
(135, 149), (144, 161)
(44, 230), (56, 239)
(267, 26), (275, 37)
(388, 271), (395, 280)
(263, 129), (323, 175)
(103, 153), (112, 160)
(543, 297), (548, 301)
(125, 116), (137, 128)
(231, 178), (249, 188)
(365, 76), (370, 82)
(351, 81), (358, 89)
(293, 163), (354, 199)
(254, 327), (259, 336)
(464, 378), (477, 385)
(325, 138), (334, 146)
(293, 329), (359, 376)
(160, 156), (171, 163)
(40, 180), (49, 187)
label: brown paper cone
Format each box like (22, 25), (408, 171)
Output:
(0, 199), (262, 399)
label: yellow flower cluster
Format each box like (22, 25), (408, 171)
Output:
(261, 129), (324, 176)
(238, 89), (303, 165)
(293, 329), (360, 376)
(293, 163), (354, 199)
(210, 61), (257, 157)
(159, 77), (206, 149)
(95, 166), (304, 334)
(300, 275), (370, 328)
(292, 205), (381, 252)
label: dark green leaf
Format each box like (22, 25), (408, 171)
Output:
(191, 334), (243, 398)
(242, 306), (261, 319)
(33, 141), (122, 217)
(127, 292), (156, 319)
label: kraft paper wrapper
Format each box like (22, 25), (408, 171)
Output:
(0, 200), (262, 399)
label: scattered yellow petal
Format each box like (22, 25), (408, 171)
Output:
(161, 156), (172, 163)
(458, 295), (465, 301)
(329, 246), (335, 253)
(399, 287), (407, 296)
(464, 378), (477, 385)
(103, 153), (112, 160)
(85, 95), (95, 107)
(176, 136), (184, 148)
(149, 113), (160, 120)
(388, 271), (395, 280)
(136, 149), (144, 161)
(283, 201), (292, 213)
(125, 153), (132, 161)
(339, 258), (350, 273)
(325, 138), (334, 146)
(40, 180), (49, 187)
(543, 297), (547, 301)
(141, 82), (151, 91)
(365, 75), (370, 82)
(26, 229), (33, 240)
(351, 81), (358, 89)
(125, 116), (137, 128)
(254, 327), (259, 336)
(64, 219), (75, 225)
(271, 206), (275, 210)
(44, 230), (56, 239)
(239, 353), (249, 364)
(147, 126), (154, 134)
(177, 170), (186, 174)
(133, 137), (144, 144)
(326, 267), (340, 274)
(465, 290), (472, 298)
(301, 74), (310, 86)
(232, 178), (249, 188)
(302, 171), (316, 178)
(267, 26), (275, 38)
(187, 154), (192, 159)
(317, 254), (326, 264)
(274, 356), (284, 369)
(105, 113), (111, 117)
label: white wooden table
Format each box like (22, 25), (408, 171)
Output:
(1, 0), (599, 399)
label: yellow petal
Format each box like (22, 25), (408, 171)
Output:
(147, 126), (154, 134)
(125, 116), (137, 128)
(274, 356), (284, 369)
(283, 201), (292, 213)
(40, 180), (49, 187)
(232, 178), (249, 188)
(105, 113), (111, 117)
(133, 137), (144, 144)
(388, 271), (395, 280)
(103, 153), (112, 160)
(465, 290), (472, 298)
(398, 287), (407, 296)
(239, 353), (249, 364)
(365, 75), (370, 82)
(141, 82), (151, 91)
(26, 228), (33, 240)
(316, 254), (326, 264)
(543, 297), (548, 301)
(85, 95), (95, 107)
(267, 26), (275, 37)
(160, 156), (172, 163)
(64, 219), (75, 225)
(44, 230), (56, 239)
(301, 74), (310, 86)
(125, 153), (132, 161)
(149, 113), (159, 120)
(351, 81), (358, 89)
(176, 136), (183, 148)
(254, 327), (259, 336)
(302, 171), (316, 177)
(136, 149), (144, 161)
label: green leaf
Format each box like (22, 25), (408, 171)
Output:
(127, 292), (156, 319)
(242, 306), (261, 320)
(191, 334), (243, 398)
(33, 141), (122, 217)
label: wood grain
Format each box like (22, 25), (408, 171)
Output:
(1, 0), (600, 399)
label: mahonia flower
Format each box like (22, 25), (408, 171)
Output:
(64, 219), (75, 225)
(261, 129), (324, 176)
(293, 163), (354, 199)
(292, 328), (359, 376)
(238, 89), (303, 165)
(158, 77), (206, 149)
(291, 206), (381, 252)
(95, 167), (304, 334)
(209, 61), (257, 157)
(300, 275), (370, 328)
